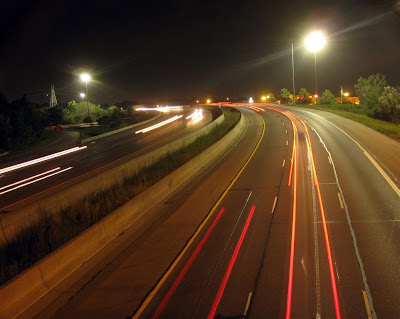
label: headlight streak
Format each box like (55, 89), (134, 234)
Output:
(185, 109), (203, 122)
(135, 115), (183, 134)
(0, 146), (87, 175)
(136, 106), (183, 112)
(0, 167), (73, 196)
(0, 167), (61, 192)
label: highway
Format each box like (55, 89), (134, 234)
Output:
(24, 106), (400, 319)
(0, 108), (212, 211)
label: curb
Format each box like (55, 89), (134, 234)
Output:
(0, 109), (244, 319)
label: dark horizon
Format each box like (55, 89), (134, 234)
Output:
(1, 0), (399, 105)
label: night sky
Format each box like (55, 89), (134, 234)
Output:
(1, 0), (399, 104)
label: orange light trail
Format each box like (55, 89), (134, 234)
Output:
(135, 115), (183, 134)
(0, 167), (73, 196)
(290, 112), (342, 319)
(0, 147), (86, 175)
(285, 121), (298, 319)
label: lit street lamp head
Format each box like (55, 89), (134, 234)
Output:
(80, 73), (91, 82)
(80, 93), (85, 98)
(305, 31), (326, 52)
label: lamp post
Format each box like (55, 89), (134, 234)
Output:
(80, 73), (91, 116)
(304, 31), (326, 99)
(291, 43), (296, 104)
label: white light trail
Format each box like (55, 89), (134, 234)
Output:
(136, 106), (183, 112)
(0, 167), (73, 196)
(135, 115), (183, 134)
(186, 109), (203, 121)
(0, 167), (61, 192)
(0, 146), (87, 175)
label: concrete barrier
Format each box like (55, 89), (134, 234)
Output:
(81, 112), (161, 144)
(0, 110), (223, 245)
(0, 109), (245, 319)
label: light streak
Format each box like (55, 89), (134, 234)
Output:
(0, 167), (61, 192)
(136, 106), (183, 112)
(0, 167), (73, 196)
(285, 121), (297, 319)
(208, 205), (256, 319)
(151, 207), (226, 319)
(292, 112), (342, 319)
(186, 109), (203, 121)
(0, 147), (87, 175)
(135, 115), (183, 134)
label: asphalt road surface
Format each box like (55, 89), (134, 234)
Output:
(0, 108), (212, 210)
(28, 106), (399, 319)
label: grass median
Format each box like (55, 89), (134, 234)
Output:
(293, 104), (400, 140)
(0, 107), (240, 286)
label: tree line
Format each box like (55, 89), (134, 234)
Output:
(278, 73), (400, 123)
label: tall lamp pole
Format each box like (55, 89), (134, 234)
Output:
(80, 73), (91, 116)
(305, 31), (326, 101)
(291, 43), (296, 104)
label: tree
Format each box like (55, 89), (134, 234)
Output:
(279, 88), (291, 103)
(320, 90), (336, 105)
(299, 88), (310, 98)
(354, 73), (387, 107)
(373, 86), (400, 122)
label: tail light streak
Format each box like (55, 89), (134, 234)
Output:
(0, 167), (73, 196)
(208, 205), (256, 319)
(0, 146), (86, 175)
(151, 207), (226, 319)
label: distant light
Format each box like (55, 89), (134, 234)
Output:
(226, 97), (229, 101)
(249, 97), (254, 103)
(206, 99), (211, 104)
(80, 73), (91, 82)
(305, 31), (326, 52)
(314, 94), (318, 98)
(196, 100), (199, 103)
(80, 93), (85, 98)
(344, 92), (349, 97)
(261, 96), (266, 101)
(267, 95), (270, 99)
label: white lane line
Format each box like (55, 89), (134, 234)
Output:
(308, 122), (377, 319)
(298, 110), (400, 198)
(337, 192), (344, 209)
(328, 156), (332, 165)
(282, 159), (286, 167)
(363, 290), (373, 319)
(244, 292), (253, 316)
(286, 140), (288, 146)
(271, 196), (277, 214)
(285, 129), (288, 134)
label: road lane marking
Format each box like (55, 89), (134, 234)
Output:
(132, 111), (266, 319)
(328, 156), (332, 165)
(286, 129), (288, 133)
(362, 290), (373, 319)
(271, 196), (277, 214)
(289, 112), (342, 319)
(282, 159), (286, 167)
(208, 205), (256, 319)
(297, 110), (400, 198)
(244, 292), (253, 316)
(286, 140), (288, 145)
(337, 192), (344, 209)
(303, 118), (377, 319)
(151, 207), (226, 319)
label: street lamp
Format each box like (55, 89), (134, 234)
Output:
(304, 31), (326, 98)
(80, 73), (91, 115)
(206, 99), (211, 104)
(261, 96), (267, 101)
(80, 92), (85, 101)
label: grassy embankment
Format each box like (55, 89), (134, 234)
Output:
(293, 103), (400, 140)
(0, 107), (240, 286)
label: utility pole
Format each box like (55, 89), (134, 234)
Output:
(291, 43), (296, 104)
(50, 84), (58, 107)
